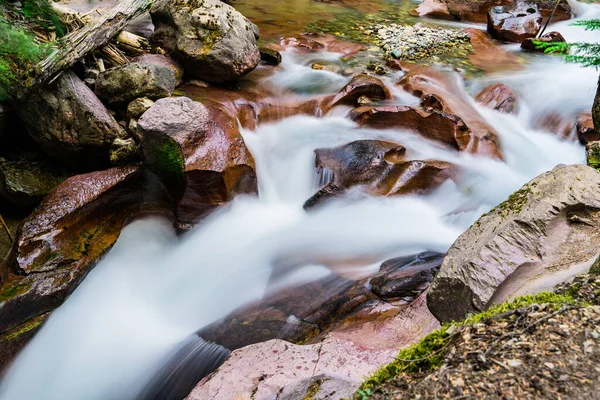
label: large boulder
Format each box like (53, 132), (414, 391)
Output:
(0, 159), (65, 207)
(398, 68), (503, 159)
(414, 0), (571, 23)
(487, 2), (542, 43)
(185, 292), (440, 400)
(95, 54), (182, 104)
(15, 70), (125, 169)
(150, 0), (261, 83)
(427, 164), (600, 322)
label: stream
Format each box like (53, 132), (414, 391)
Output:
(1, 0), (599, 399)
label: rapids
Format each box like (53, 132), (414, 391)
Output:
(1, 1), (598, 399)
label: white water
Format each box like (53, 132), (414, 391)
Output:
(1, 3), (598, 399)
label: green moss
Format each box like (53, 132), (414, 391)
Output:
(355, 291), (576, 397)
(0, 314), (46, 342)
(491, 185), (532, 218)
(0, 281), (31, 302)
(302, 379), (323, 400)
(154, 139), (185, 183)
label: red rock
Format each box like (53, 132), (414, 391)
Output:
(280, 35), (325, 51)
(576, 113), (599, 144)
(487, 2), (542, 43)
(466, 28), (523, 73)
(475, 83), (518, 114)
(535, 112), (575, 140)
(398, 68), (504, 159)
(324, 74), (392, 111)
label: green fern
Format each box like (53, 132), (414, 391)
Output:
(534, 19), (600, 68)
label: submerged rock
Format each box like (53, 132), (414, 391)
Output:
(95, 55), (181, 104)
(16, 70), (124, 169)
(151, 0), (261, 83)
(324, 74), (392, 110)
(427, 164), (600, 322)
(487, 2), (542, 43)
(577, 113), (599, 145)
(475, 83), (518, 114)
(0, 159), (65, 207)
(259, 47), (282, 65)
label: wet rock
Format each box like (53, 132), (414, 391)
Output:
(151, 0), (261, 83)
(487, 2), (542, 43)
(280, 35), (325, 51)
(0, 166), (143, 335)
(521, 31), (566, 52)
(109, 137), (139, 165)
(95, 55), (180, 104)
(259, 47), (282, 65)
(305, 140), (456, 208)
(415, 0), (571, 24)
(134, 54), (184, 86)
(349, 106), (470, 150)
(475, 83), (518, 114)
(466, 28), (523, 73)
(16, 70), (124, 169)
(587, 141), (600, 170)
(428, 164), (600, 322)
(576, 113), (599, 145)
(0, 159), (65, 207)
(325, 74), (392, 110)
(534, 112), (575, 139)
(0, 313), (47, 373)
(186, 292), (440, 400)
(399, 68), (504, 159)
(127, 97), (155, 119)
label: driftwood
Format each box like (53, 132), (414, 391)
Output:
(13, 0), (169, 101)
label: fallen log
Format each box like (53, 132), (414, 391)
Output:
(12, 0), (169, 101)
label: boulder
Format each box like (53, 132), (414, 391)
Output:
(414, 0), (571, 24)
(95, 55), (181, 104)
(427, 164), (600, 322)
(151, 0), (261, 83)
(324, 74), (392, 110)
(16, 70), (125, 169)
(398, 68), (504, 159)
(304, 140), (456, 208)
(0, 159), (65, 207)
(521, 31), (566, 52)
(135, 54), (185, 86)
(576, 113), (599, 145)
(487, 2), (542, 43)
(475, 83), (518, 114)
(186, 292), (440, 400)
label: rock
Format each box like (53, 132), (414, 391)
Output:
(594, 76), (600, 132)
(127, 97), (155, 119)
(0, 103), (6, 140)
(465, 28), (523, 73)
(109, 137), (139, 165)
(280, 35), (325, 51)
(186, 292), (440, 400)
(0, 313), (47, 373)
(587, 141), (600, 170)
(427, 164), (600, 322)
(521, 31), (566, 52)
(324, 74), (392, 110)
(259, 47), (282, 65)
(0, 159), (65, 207)
(305, 140), (456, 208)
(95, 55), (180, 104)
(151, 0), (261, 83)
(487, 2), (542, 43)
(16, 70), (125, 169)
(134, 54), (184, 85)
(475, 83), (518, 114)
(415, 0), (571, 24)
(576, 113), (599, 145)
(398, 68), (504, 159)
(277, 375), (357, 400)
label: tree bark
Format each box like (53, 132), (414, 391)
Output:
(13, 0), (168, 101)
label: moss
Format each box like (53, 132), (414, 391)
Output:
(589, 255), (600, 275)
(0, 281), (31, 302)
(153, 139), (185, 184)
(355, 291), (576, 396)
(491, 185), (532, 218)
(302, 379), (323, 400)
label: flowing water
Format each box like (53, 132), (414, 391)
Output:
(1, 1), (599, 399)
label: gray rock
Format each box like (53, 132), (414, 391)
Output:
(0, 159), (65, 207)
(277, 374), (358, 400)
(151, 0), (261, 83)
(487, 2), (542, 43)
(127, 97), (155, 119)
(95, 55), (180, 104)
(428, 164), (600, 322)
(109, 138), (139, 165)
(16, 70), (124, 169)
(134, 54), (184, 85)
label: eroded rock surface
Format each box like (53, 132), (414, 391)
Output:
(428, 164), (600, 322)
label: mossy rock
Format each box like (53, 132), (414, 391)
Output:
(141, 131), (186, 203)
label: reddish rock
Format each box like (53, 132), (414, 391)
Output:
(414, 0), (571, 24)
(521, 31), (566, 52)
(185, 292), (440, 400)
(535, 112), (575, 140)
(475, 83), (518, 114)
(487, 2), (542, 43)
(576, 113), (599, 145)
(398, 68), (504, 159)
(466, 28), (523, 73)
(280, 35), (325, 51)
(420, 93), (448, 113)
(324, 74), (392, 111)
(277, 34), (366, 56)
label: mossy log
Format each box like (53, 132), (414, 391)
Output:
(12, 0), (169, 101)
